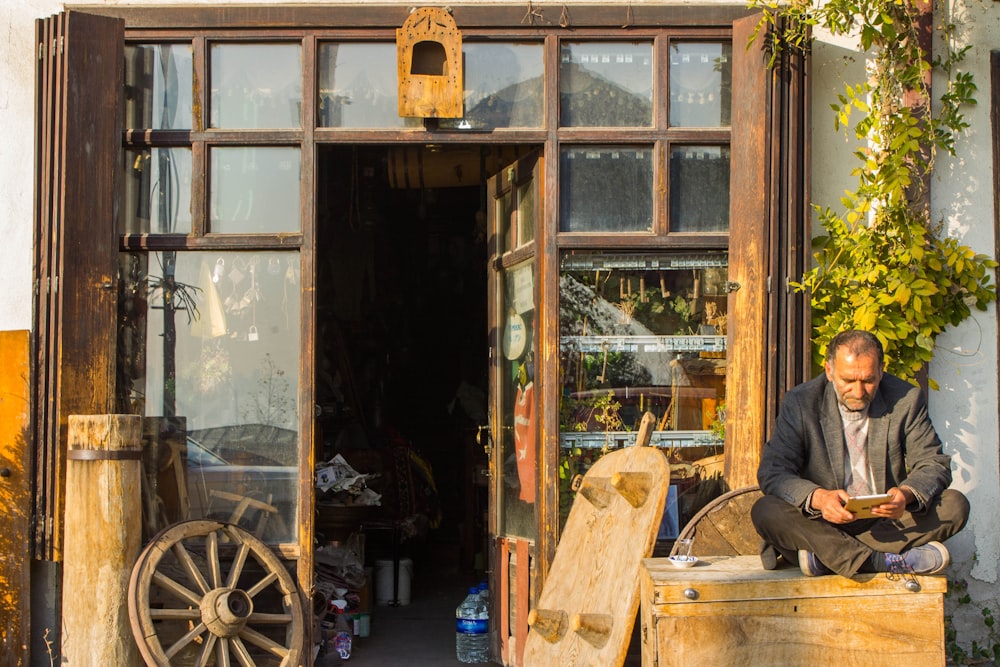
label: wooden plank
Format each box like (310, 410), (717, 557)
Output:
(0, 331), (31, 666)
(524, 437), (669, 666)
(74, 4), (755, 30)
(643, 556), (947, 605)
(650, 595), (943, 666)
(33, 10), (123, 561)
(724, 13), (771, 489)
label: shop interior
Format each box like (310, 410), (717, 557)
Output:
(313, 144), (501, 612)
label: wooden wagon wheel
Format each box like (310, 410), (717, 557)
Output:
(128, 519), (304, 667)
(669, 485), (764, 559)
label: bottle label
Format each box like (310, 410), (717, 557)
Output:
(456, 618), (488, 635)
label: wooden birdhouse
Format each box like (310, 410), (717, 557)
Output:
(396, 7), (463, 119)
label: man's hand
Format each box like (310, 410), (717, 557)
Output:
(867, 486), (911, 520)
(810, 488), (855, 524)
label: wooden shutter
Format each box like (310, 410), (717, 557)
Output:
(33, 11), (123, 560)
(725, 14), (810, 489)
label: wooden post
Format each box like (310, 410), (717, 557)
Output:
(62, 414), (142, 666)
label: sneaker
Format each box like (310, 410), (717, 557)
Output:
(877, 541), (950, 575)
(798, 549), (834, 576)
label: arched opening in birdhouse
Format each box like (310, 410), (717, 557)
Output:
(411, 40), (448, 76)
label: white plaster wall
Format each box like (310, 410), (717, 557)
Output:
(0, 0), (62, 331)
(932, 0), (1000, 628)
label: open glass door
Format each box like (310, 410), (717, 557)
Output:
(486, 151), (542, 666)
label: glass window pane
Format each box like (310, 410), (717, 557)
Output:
(118, 250), (302, 545)
(560, 42), (653, 127)
(558, 251), (728, 531)
(318, 43), (422, 129)
(560, 146), (653, 232)
(211, 44), (302, 129)
(499, 261), (536, 539)
(669, 42), (732, 127)
(439, 42), (544, 130)
(516, 180), (536, 247)
(210, 147), (301, 233)
(669, 146), (730, 232)
(124, 44), (193, 130)
(122, 147), (193, 234)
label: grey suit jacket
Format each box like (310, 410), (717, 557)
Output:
(757, 372), (952, 512)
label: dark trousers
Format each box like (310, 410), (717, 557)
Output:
(750, 489), (970, 577)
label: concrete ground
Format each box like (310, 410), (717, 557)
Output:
(313, 563), (642, 666)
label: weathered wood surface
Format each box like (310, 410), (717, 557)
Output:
(62, 414), (143, 667)
(671, 485), (763, 558)
(0, 331), (31, 666)
(524, 412), (668, 667)
(724, 12), (771, 489)
(641, 555), (946, 666)
(396, 6), (463, 118)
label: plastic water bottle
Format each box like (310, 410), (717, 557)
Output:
(456, 586), (488, 663)
(331, 604), (352, 660)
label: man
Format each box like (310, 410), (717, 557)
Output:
(751, 329), (969, 577)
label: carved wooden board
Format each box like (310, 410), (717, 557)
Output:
(524, 435), (669, 667)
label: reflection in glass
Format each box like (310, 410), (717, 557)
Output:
(560, 42), (653, 127)
(117, 250), (302, 544)
(440, 42), (544, 130)
(516, 179), (536, 247)
(499, 261), (536, 539)
(210, 147), (301, 233)
(558, 251), (728, 529)
(124, 44), (193, 130)
(318, 43), (421, 128)
(211, 44), (302, 129)
(669, 42), (732, 127)
(122, 148), (193, 234)
(560, 146), (653, 232)
(669, 145), (730, 232)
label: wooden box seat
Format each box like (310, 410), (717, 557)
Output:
(640, 555), (946, 667)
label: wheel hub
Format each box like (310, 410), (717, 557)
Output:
(201, 588), (254, 638)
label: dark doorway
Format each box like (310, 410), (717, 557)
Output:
(314, 144), (491, 615)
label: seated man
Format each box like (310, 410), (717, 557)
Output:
(751, 329), (969, 577)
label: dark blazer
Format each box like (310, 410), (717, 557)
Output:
(757, 372), (952, 511)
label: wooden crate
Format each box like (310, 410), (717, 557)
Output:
(640, 555), (946, 667)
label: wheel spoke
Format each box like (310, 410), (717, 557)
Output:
(151, 570), (202, 607)
(245, 571), (278, 598)
(164, 621), (208, 659)
(195, 633), (218, 667)
(216, 638), (232, 667)
(207, 529), (222, 589)
(226, 541), (251, 590)
(172, 538), (211, 595)
(149, 607), (201, 621)
(230, 636), (257, 667)
(246, 611), (292, 624)
(239, 625), (290, 657)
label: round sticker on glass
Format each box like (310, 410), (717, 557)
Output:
(503, 313), (527, 360)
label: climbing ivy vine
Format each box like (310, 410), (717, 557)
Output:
(748, 0), (997, 387)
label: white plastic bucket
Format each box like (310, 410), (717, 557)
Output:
(374, 558), (413, 606)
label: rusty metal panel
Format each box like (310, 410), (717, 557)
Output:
(0, 331), (31, 666)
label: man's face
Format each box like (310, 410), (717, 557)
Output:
(824, 347), (883, 412)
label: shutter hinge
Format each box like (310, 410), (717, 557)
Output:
(724, 281), (741, 293)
